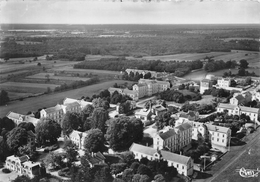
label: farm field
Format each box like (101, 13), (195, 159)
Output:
(54, 66), (121, 76)
(27, 73), (90, 81)
(85, 55), (118, 61)
(7, 91), (36, 101)
(0, 80), (134, 117)
(0, 82), (59, 93)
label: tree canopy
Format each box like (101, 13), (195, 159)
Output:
(83, 129), (105, 153)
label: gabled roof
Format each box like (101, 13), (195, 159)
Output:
(175, 123), (192, 131)
(23, 116), (39, 126)
(152, 105), (167, 111)
(6, 111), (24, 120)
(44, 104), (63, 114)
(19, 155), (30, 163)
(69, 130), (88, 139)
(205, 124), (230, 134)
(129, 143), (191, 165)
(23, 161), (40, 168)
(64, 101), (80, 108)
(86, 152), (106, 165)
(135, 109), (151, 116)
(159, 129), (176, 140)
(63, 98), (79, 105)
(235, 95), (245, 102)
(160, 150), (191, 165)
(130, 143), (158, 156)
(240, 106), (259, 113)
(217, 103), (236, 110)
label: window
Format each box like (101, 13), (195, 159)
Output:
(182, 166), (184, 169)
(217, 138), (219, 142)
(223, 134), (225, 138)
(177, 164), (179, 168)
(222, 139), (224, 143)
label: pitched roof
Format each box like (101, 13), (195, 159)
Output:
(23, 161), (41, 168)
(64, 101), (80, 108)
(205, 124), (230, 134)
(6, 111), (24, 120)
(86, 152), (106, 165)
(218, 103), (236, 110)
(159, 129), (176, 140)
(135, 109), (151, 116)
(44, 104), (63, 114)
(152, 105), (167, 111)
(235, 95), (245, 102)
(175, 123), (192, 131)
(23, 116), (39, 126)
(130, 143), (158, 156)
(130, 143), (191, 165)
(69, 130), (88, 139)
(160, 150), (191, 165)
(63, 98), (79, 105)
(240, 106), (259, 113)
(19, 155), (30, 163)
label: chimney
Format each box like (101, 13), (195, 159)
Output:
(91, 152), (94, 157)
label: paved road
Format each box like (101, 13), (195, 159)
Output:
(203, 128), (260, 182)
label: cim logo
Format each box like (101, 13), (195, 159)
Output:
(236, 167), (260, 178)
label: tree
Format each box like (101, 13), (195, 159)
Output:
(65, 146), (78, 166)
(91, 108), (109, 132)
(106, 116), (143, 151)
(245, 77), (252, 85)
(0, 137), (10, 160)
(130, 162), (140, 173)
(154, 174), (166, 182)
(230, 79), (237, 87)
(7, 127), (28, 153)
(62, 112), (82, 136)
(110, 163), (128, 175)
(18, 141), (36, 157)
(0, 90), (10, 106)
(137, 164), (152, 176)
(18, 122), (35, 132)
(240, 59), (249, 69)
(45, 74), (50, 82)
(92, 98), (109, 110)
(238, 68), (246, 76)
(0, 117), (16, 132)
(83, 129), (105, 153)
(35, 119), (61, 146)
(81, 104), (94, 121)
(44, 152), (65, 170)
(122, 168), (134, 182)
(144, 72), (151, 79)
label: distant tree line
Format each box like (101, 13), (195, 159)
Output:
(74, 58), (204, 77)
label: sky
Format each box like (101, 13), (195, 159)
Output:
(1, 0), (260, 24)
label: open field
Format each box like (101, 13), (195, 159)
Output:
(0, 80), (133, 117)
(27, 73), (90, 81)
(126, 51), (260, 63)
(53, 66), (121, 76)
(85, 55), (118, 61)
(7, 91), (36, 100)
(0, 82), (59, 93)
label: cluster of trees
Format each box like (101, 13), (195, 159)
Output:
(204, 60), (237, 72)
(158, 89), (201, 103)
(53, 77), (100, 92)
(155, 111), (175, 130)
(181, 103), (216, 115)
(70, 151), (178, 182)
(203, 88), (231, 98)
(0, 90), (10, 106)
(74, 58), (203, 77)
(178, 83), (199, 93)
(0, 118), (39, 161)
(121, 71), (152, 81)
(106, 116), (144, 151)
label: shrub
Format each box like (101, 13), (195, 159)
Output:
(2, 168), (11, 173)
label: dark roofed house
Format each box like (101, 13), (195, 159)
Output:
(85, 152), (106, 168)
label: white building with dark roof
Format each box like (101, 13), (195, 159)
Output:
(217, 78), (231, 88)
(200, 79), (212, 94)
(153, 123), (192, 153)
(130, 143), (193, 176)
(6, 112), (40, 126)
(217, 103), (259, 121)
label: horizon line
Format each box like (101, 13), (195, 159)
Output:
(1, 23), (260, 25)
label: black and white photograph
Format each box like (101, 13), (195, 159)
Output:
(0, 0), (259, 181)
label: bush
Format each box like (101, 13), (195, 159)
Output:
(2, 168), (11, 173)
(58, 167), (71, 177)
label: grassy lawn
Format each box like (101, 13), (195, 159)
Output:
(190, 95), (215, 105)
(0, 80), (133, 117)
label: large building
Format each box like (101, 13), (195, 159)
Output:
(108, 87), (139, 101)
(130, 143), (194, 176)
(217, 78), (231, 88)
(200, 79), (212, 94)
(133, 79), (170, 99)
(153, 123), (192, 153)
(192, 122), (231, 152)
(5, 155), (42, 179)
(40, 104), (64, 124)
(217, 103), (259, 121)
(6, 112), (40, 126)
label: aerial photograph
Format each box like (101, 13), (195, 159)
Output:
(0, 0), (259, 182)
